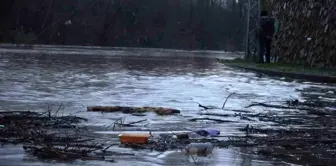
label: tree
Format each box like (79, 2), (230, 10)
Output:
(0, 0), (246, 51)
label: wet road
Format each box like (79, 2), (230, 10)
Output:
(0, 46), (335, 166)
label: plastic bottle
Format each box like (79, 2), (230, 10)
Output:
(184, 143), (214, 157)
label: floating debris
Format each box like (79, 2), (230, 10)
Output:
(174, 133), (190, 140)
(0, 110), (118, 162)
(195, 128), (220, 137)
(189, 118), (233, 123)
(87, 106), (180, 116)
(2, 97), (336, 166)
(185, 143), (214, 157)
(118, 134), (150, 144)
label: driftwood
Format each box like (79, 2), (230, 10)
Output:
(245, 102), (325, 113)
(87, 106), (180, 116)
(199, 113), (255, 122)
(199, 113), (231, 117)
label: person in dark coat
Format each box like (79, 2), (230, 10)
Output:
(258, 10), (275, 63)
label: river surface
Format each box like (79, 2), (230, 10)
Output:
(0, 46), (335, 166)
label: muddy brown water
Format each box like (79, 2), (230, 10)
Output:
(0, 46), (335, 166)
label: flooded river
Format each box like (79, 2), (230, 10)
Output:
(0, 46), (335, 166)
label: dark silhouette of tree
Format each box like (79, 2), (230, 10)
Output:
(0, 0), (245, 51)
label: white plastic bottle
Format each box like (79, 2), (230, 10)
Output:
(184, 142), (214, 157)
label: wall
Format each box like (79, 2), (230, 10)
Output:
(272, 0), (336, 68)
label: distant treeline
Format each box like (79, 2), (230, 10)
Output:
(0, 0), (246, 50)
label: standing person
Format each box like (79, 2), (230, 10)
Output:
(258, 10), (275, 63)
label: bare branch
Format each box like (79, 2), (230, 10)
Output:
(222, 92), (235, 109)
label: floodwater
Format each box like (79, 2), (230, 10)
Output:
(0, 46), (335, 166)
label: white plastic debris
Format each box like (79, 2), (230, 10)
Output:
(64, 20), (72, 25)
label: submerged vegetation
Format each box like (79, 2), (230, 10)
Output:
(1, 93), (336, 165)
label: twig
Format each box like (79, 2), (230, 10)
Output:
(190, 154), (199, 166)
(78, 103), (87, 109)
(199, 113), (232, 117)
(127, 119), (147, 125)
(245, 102), (288, 109)
(102, 144), (119, 152)
(49, 143), (103, 149)
(113, 117), (126, 130)
(189, 118), (233, 123)
(114, 119), (147, 127)
(148, 129), (153, 137)
(0, 105), (10, 112)
(69, 111), (88, 118)
(245, 102), (314, 111)
(55, 102), (64, 117)
(197, 102), (210, 110)
(222, 93), (235, 109)
(47, 104), (51, 118)
(105, 121), (117, 129)
(196, 102), (218, 111)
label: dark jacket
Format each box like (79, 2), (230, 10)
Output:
(258, 16), (275, 40)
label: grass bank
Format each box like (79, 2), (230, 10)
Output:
(217, 58), (336, 84)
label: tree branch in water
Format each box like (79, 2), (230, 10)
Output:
(222, 92), (235, 109)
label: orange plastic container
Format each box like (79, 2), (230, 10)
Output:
(118, 134), (150, 144)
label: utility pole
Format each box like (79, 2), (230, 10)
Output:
(244, 0), (260, 60)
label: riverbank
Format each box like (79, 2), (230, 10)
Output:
(218, 58), (336, 84)
(0, 43), (244, 56)
(0, 44), (243, 60)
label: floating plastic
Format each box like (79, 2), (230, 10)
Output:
(0, 125), (4, 128)
(195, 128), (220, 137)
(185, 143), (214, 157)
(118, 134), (150, 144)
